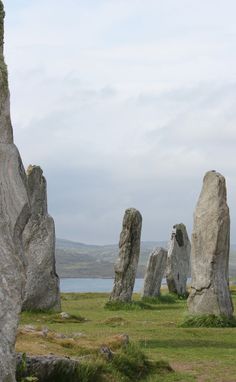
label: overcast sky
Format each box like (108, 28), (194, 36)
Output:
(3, 0), (236, 244)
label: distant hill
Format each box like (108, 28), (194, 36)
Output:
(55, 238), (236, 278)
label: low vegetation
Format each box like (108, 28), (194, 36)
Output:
(16, 344), (155, 382)
(104, 300), (154, 311)
(16, 288), (236, 381)
(180, 313), (236, 328)
(141, 294), (178, 304)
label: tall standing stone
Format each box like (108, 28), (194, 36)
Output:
(110, 208), (142, 302)
(22, 165), (61, 312)
(0, 3), (13, 144)
(142, 248), (167, 298)
(0, 2), (31, 381)
(166, 223), (191, 296)
(187, 171), (233, 317)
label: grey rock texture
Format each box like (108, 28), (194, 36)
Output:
(0, 3), (13, 144)
(166, 223), (191, 296)
(187, 171), (233, 317)
(16, 354), (80, 382)
(22, 165), (61, 311)
(0, 3), (31, 381)
(142, 248), (167, 297)
(110, 208), (142, 302)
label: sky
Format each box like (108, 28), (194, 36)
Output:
(3, 0), (236, 244)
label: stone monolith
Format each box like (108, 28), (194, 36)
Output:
(22, 165), (61, 311)
(0, 2), (31, 381)
(110, 208), (142, 302)
(142, 247), (167, 298)
(187, 171), (233, 317)
(166, 223), (191, 296)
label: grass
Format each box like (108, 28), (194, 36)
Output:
(19, 310), (86, 324)
(141, 293), (177, 304)
(180, 314), (236, 328)
(104, 300), (154, 311)
(16, 287), (236, 381)
(16, 343), (170, 382)
(17, 354), (105, 382)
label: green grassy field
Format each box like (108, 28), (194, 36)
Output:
(17, 289), (236, 382)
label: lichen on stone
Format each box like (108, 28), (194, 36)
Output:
(0, 1), (5, 53)
(0, 59), (8, 95)
(0, 1), (8, 97)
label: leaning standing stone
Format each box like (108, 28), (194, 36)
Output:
(142, 248), (167, 298)
(0, 2), (31, 380)
(22, 165), (61, 312)
(166, 223), (191, 296)
(187, 171), (233, 317)
(110, 208), (142, 302)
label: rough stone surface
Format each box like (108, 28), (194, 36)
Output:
(110, 208), (142, 302)
(22, 165), (61, 312)
(142, 248), (167, 297)
(166, 223), (191, 296)
(0, 2), (13, 144)
(187, 171), (233, 317)
(16, 354), (80, 382)
(0, 3), (31, 381)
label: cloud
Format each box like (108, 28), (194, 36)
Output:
(2, 0), (236, 243)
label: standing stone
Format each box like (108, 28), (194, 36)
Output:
(22, 165), (61, 312)
(142, 248), (167, 298)
(187, 171), (233, 317)
(0, 2), (31, 381)
(110, 208), (142, 302)
(166, 223), (191, 296)
(0, 3), (13, 144)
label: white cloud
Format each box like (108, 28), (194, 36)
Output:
(2, 0), (236, 243)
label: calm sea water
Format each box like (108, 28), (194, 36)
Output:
(60, 278), (167, 293)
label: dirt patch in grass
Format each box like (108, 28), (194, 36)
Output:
(16, 325), (131, 358)
(170, 361), (197, 374)
(171, 360), (236, 382)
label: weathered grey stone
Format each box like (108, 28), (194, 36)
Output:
(0, 3), (31, 381)
(142, 248), (167, 297)
(16, 354), (80, 382)
(187, 171), (233, 317)
(166, 223), (191, 296)
(0, 3), (13, 144)
(22, 165), (61, 312)
(110, 208), (142, 302)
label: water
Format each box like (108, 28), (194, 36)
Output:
(60, 278), (167, 293)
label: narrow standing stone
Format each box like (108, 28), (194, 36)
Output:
(22, 165), (61, 312)
(0, 2), (31, 380)
(142, 248), (167, 298)
(187, 171), (233, 317)
(110, 208), (142, 302)
(166, 223), (191, 296)
(0, 2), (13, 143)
